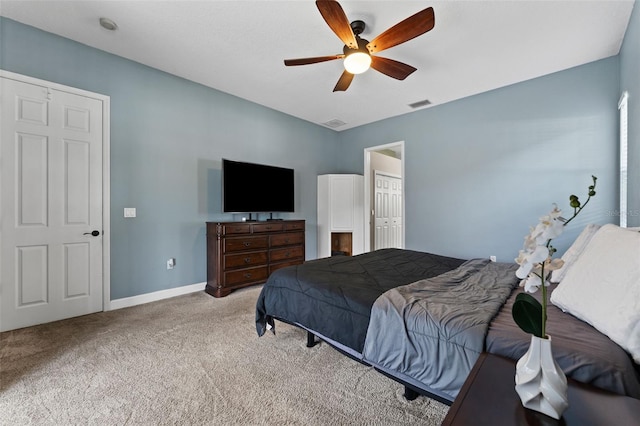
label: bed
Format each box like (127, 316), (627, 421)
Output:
(255, 248), (466, 356)
(255, 232), (640, 404)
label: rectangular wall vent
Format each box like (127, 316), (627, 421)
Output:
(322, 119), (346, 128)
(408, 99), (432, 109)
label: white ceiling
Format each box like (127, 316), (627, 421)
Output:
(1, 1), (634, 131)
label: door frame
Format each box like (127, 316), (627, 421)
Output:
(363, 141), (405, 252)
(0, 70), (112, 311)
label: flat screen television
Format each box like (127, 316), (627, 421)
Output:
(222, 159), (294, 213)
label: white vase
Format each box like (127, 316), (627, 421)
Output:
(515, 335), (569, 420)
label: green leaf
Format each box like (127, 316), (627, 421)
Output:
(512, 293), (544, 338)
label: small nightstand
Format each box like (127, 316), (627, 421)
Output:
(442, 352), (640, 425)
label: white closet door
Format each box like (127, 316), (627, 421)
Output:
(1, 76), (104, 331)
(374, 172), (402, 250)
(389, 176), (403, 248)
(330, 175), (355, 230)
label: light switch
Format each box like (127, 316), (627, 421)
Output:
(124, 208), (136, 218)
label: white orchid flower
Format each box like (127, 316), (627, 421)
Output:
(544, 257), (565, 271)
(522, 273), (543, 293)
(534, 205), (565, 244)
(515, 245), (549, 279)
(515, 262), (533, 279)
(522, 232), (538, 252)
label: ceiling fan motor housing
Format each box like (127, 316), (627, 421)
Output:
(343, 36), (370, 56)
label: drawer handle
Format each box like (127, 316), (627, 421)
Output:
(244, 257), (251, 263)
(284, 238), (290, 243)
(266, 226), (272, 230)
(244, 273), (252, 279)
(243, 242), (251, 247)
(285, 252), (291, 258)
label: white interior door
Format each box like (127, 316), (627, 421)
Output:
(1, 75), (105, 331)
(374, 172), (402, 250)
(389, 176), (403, 248)
(374, 173), (390, 250)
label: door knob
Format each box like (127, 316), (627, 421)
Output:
(83, 230), (100, 236)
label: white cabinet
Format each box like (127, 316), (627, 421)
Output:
(317, 174), (364, 258)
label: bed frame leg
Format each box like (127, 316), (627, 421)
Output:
(306, 331), (318, 348)
(404, 386), (420, 401)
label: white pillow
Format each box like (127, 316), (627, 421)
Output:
(550, 224), (601, 283)
(550, 224), (640, 363)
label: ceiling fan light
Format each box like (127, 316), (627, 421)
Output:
(343, 52), (371, 74)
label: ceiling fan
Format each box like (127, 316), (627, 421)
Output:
(284, 0), (435, 92)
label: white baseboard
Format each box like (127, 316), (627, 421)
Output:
(108, 282), (205, 311)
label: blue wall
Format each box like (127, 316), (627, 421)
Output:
(0, 17), (339, 299)
(338, 58), (620, 262)
(1, 13), (631, 298)
(621, 2), (640, 227)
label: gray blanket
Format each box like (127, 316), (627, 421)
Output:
(362, 259), (518, 399)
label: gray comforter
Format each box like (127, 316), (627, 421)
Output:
(362, 259), (519, 399)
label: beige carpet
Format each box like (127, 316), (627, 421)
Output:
(0, 286), (449, 425)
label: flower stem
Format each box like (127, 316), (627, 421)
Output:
(564, 176), (597, 228)
(541, 262), (546, 338)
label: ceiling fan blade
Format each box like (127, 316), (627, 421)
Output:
(284, 55), (343, 66)
(367, 7), (435, 54)
(316, 0), (358, 49)
(333, 70), (354, 92)
(370, 56), (417, 80)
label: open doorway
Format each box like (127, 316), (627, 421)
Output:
(363, 141), (405, 253)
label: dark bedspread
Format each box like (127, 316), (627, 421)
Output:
(487, 284), (640, 399)
(255, 248), (466, 353)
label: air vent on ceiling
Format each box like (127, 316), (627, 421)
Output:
(408, 99), (432, 109)
(322, 119), (346, 128)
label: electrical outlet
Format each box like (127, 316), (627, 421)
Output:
(167, 258), (176, 270)
(124, 208), (136, 218)
(490, 255), (497, 262)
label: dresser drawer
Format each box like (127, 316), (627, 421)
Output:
(224, 266), (268, 286)
(284, 221), (305, 232)
(270, 246), (304, 262)
(270, 259), (304, 274)
(224, 236), (269, 253)
(271, 232), (304, 247)
(224, 251), (268, 269)
(253, 223), (284, 233)
(222, 223), (252, 235)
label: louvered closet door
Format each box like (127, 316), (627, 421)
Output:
(0, 77), (104, 331)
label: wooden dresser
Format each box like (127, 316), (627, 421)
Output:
(205, 220), (305, 297)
